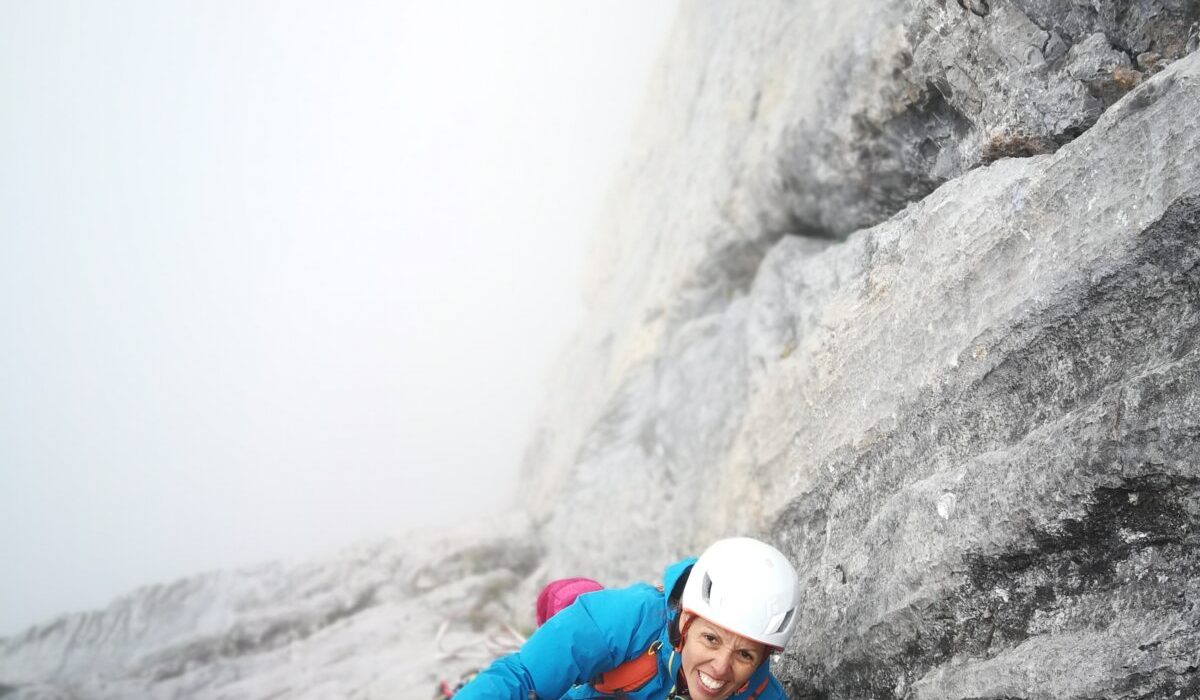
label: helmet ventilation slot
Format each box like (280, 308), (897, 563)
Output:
(768, 608), (794, 635)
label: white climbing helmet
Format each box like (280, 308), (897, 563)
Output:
(681, 537), (801, 650)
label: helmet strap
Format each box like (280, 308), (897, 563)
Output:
(674, 610), (695, 652)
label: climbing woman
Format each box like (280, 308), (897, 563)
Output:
(452, 536), (801, 699)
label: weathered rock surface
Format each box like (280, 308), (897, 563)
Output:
(762, 81), (1200, 698)
(0, 518), (541, 699)
(522, 4), (1200, 698)
(4, 2), (1199, 699)
(526, 0), (1200, 577)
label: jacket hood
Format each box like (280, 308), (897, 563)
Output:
(663, 556), (698, 611)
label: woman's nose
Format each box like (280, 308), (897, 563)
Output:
(709, 649), (734, 676)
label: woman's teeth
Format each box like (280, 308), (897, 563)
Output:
(698, 670), (726, 692)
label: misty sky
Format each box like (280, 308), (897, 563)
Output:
(0, 1), (678, 636)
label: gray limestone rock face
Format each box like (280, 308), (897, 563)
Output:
(520, 5), (1200, 700)
(524, 0), (1200, 573)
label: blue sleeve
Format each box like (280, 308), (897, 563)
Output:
(453, 585), (662, 700)
(450, 652), (537, 699)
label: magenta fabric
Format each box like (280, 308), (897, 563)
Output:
(535, 577), (604, 626)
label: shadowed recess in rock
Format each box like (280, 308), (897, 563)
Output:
(753, 0), (1198, 245)
(766, 85), (973, 241)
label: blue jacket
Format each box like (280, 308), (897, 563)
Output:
(453, 557), (786, 700)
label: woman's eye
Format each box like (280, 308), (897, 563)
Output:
(738, 651), (756, 663)
(703, 634), (718, 644)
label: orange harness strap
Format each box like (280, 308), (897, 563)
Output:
(745, 677), (770, 699)
(592, 640), (662, 694)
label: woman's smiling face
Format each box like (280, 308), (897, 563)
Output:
(678, 612), (766, 700)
